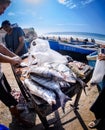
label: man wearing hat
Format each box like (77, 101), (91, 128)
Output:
(1, 20), (28, 56)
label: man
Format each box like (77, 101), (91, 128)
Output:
(1, 20), (28, 56)
(0, 0), (10, 15)
(88, 45), (105, 129)
(0, 0), (33, 127)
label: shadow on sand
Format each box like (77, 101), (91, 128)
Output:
(9, 108), (93, 130)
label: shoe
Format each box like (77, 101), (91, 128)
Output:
(88, 119), (101, 129)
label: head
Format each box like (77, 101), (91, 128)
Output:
(0, 0), (11, 15)
(1, 20), (12, 33)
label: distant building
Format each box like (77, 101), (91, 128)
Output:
(23, 27), (37, 39)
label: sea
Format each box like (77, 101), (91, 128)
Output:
(46, 32), (105, 43)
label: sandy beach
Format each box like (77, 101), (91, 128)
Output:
(0, 63), (101, 130)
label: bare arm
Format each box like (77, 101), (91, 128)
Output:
(0, 43), (22, 66)
(0, 43), (16, 57)
(98, 54), (105, 60)
(100, 44), (105, 48)
(15, 36), (25, 55)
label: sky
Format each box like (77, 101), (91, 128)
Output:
(0, 0), (105, 35)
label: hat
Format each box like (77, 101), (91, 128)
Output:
(0, 20), (11, 29)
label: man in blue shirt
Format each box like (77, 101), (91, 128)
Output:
(1, 20), (28, 56)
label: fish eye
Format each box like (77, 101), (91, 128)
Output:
(32, 41), (36, 46)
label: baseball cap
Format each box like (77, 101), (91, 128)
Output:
(0, 20), (11, 29)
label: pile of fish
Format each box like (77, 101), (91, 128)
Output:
(23, 38), (90, 112)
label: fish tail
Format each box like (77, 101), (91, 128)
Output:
(59, 93), (71, 113)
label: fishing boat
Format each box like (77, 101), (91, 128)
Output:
(48, 40), (59, 51)
(48, 39), (99, 62)
(86, 51), (98, 67)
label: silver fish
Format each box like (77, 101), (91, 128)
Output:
(30, 74), (71, 112)
(30, 72), (71, 89)
(44, 63), (76, 83)
(29, 66), (65, 81)
(53, 63), (87, 93)
(24, 78), (56, 105)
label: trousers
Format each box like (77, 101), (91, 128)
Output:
(0, 74), (18, 108)
(90, 84), (105, 119)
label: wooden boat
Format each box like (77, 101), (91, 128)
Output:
(48, 39), (99, 62)
(86, 51), (98, 67)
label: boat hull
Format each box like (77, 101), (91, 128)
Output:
(48, 40), (97, 62)
(59, 42), (96, 55)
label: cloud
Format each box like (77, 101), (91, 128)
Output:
(56, 23), (87, 26)
(81, 0), (95, 5)
(57, 0), (95, 9)
(8, 12), (15, 16)
(58, 0), (66, 4)
(25, 0), (44, 4)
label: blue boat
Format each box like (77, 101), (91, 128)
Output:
(48, 40), (59, 51)
(48, 39), (98, 62)
(59, 42), (97, 55)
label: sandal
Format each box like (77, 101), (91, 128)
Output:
(88, 119), (101, 129)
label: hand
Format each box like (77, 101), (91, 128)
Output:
(98, 53), (105, 60)
(11, 56), (22, 66)
(100, 44), (105, 48)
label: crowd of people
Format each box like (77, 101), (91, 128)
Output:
(0, 0), (105, 129)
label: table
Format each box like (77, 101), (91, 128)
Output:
(11, 58), (93, 129)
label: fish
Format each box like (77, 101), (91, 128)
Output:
(44, 62), (87, 94)
(30, 74), (71, 112)
(29, 66), (66, 81)
(24, 78), (56, 105)
(59, 81), (71, 88)
(46, 63), (88, 94)
(29, 65), (76, 83)
(68, 61), (91, 79)
(68, 62), (85, 78)
(43, 62), (77, 83)
(29, 72), (71, 89)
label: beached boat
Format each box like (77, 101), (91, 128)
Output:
(86, 51), (98, 67)
(48, 39), (99, 62)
